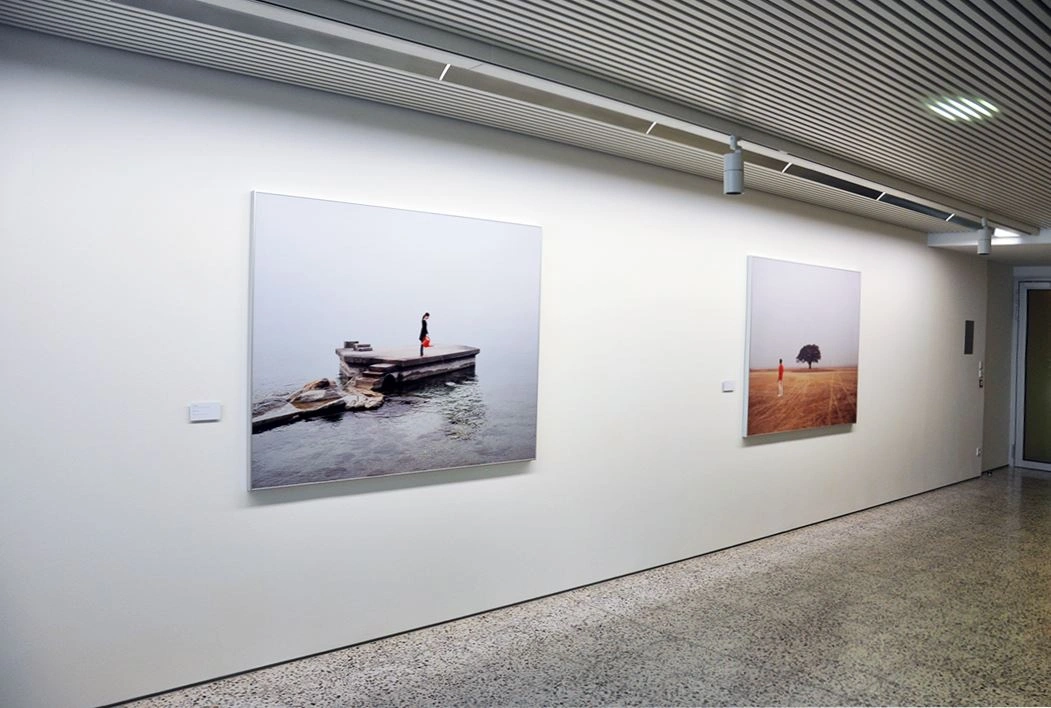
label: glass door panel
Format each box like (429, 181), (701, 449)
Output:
(1016, 282), (1051, 471)
(1023, 290), (1051, 464)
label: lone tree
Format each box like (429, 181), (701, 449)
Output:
(796, 344), (822, 369)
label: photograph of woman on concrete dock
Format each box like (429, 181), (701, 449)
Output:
(744, 256), (861, 437)
(249, 192), (541, 489)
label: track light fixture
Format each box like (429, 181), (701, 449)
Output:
(723, 134), (743, 195)
(977, 217), (992, 256)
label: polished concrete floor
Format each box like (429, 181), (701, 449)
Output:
(129, 468), (1051, 707)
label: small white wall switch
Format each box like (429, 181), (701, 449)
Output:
(721, 380), (736, 393)
(189, 401), (222, 423)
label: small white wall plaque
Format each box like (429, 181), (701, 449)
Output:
(188, 401), (222, 423)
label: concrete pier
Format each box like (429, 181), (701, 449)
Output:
(337, 344), (480, 390)
(251, 342), (481, 433)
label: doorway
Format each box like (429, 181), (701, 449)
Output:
(1014, 282), (1051, 471)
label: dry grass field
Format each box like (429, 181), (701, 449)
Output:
(747, 367), (858, 436)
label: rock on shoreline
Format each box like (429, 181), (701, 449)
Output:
(252, 378), (384, 433)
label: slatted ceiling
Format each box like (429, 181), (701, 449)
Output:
(7, 2), (979, 234)
(860, 1), (1050, 146)
(441, 67), (652, 132)
(917, 1), (1047, 95)
(642, 125), (726, 156)
(995, 0), (1051, 50)
(364, 1), (946, 173)
(418, 0), (895, 144)
(124, 0), (448, 76)
(18, 15), (638, 158)
(362, 0), (932, 141)
(339, 0), (1051, 229)
(622, 0), (1041, 184)
(0, 2), (732, 184)
(0, 1), (648, 149)
(0, 1), (1041, 240)
(714, 0), (1051, 201)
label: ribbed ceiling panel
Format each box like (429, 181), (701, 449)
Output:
(342, 0), (1051, 231)
(0, 0), (1019, 237)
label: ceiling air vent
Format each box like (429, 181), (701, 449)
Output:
(946, 214), (983, 230)
(783, 165), (882, 200)
(876, 193), (953, 221)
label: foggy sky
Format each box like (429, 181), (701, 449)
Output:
(251, 193), (542, 395)
(747, 256), (861, 369)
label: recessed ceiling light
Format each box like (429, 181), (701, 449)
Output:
(929, 104), (958, 121)
(927, 97), (1001, 122)
(959, 98), (991, 117)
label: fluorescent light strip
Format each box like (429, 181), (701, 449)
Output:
(781, 162), (792, 173)
(979, 99), (1000, 113)
(941, 102), (973, 121)
(929, 97), (1001, 122)
(645, 121), (657, 134)
(928, 103), (957, 121)
(438, 63), (450, 81)
(951, 99), (982, 119)
(876, 192), (886, 201)
(959, 98), (991, 117)
(946, 213), (955, 221)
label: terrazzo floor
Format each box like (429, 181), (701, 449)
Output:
(126, 467), (1051, 707)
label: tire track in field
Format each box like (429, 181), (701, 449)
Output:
(747, 368), (859, 434)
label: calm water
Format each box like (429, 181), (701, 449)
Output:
(250, 350), (538, 488)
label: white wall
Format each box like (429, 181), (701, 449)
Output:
(983, 262), (1013, 469)
(0, 27), (988, 708)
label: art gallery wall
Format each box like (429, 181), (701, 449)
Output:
(0, 27), (989, 708)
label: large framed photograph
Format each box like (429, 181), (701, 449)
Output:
(744, 256), (860, 437)
(249, 193), (541, 489)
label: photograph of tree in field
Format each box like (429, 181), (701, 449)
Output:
(744, 256), (861, 437)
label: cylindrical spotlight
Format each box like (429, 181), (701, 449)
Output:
(977, 217), (992, 256)
(724, 134), (743, 195)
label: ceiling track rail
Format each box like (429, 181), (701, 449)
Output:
(325, 0), (1051, 228)
(1, 0), (1039, 236)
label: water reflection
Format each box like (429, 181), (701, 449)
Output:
(251, 364), (535, 487)
(385, 371), (487, 440)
